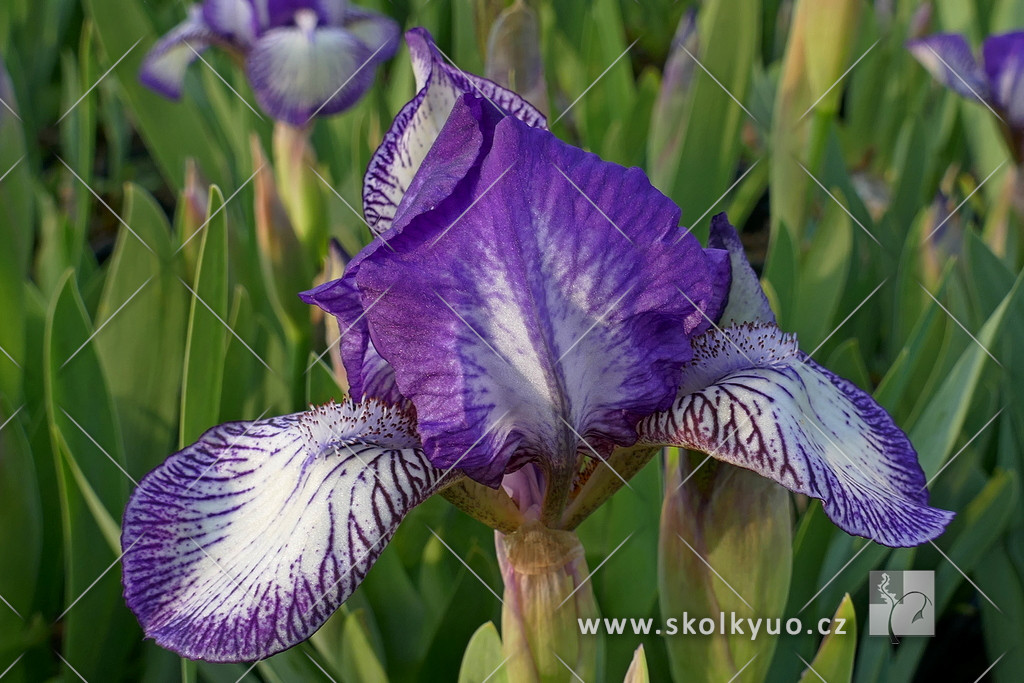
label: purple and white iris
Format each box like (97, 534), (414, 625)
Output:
(122, 29), (953, 663)
(908, 31), (1024, 161)
(140, 0), (399, 125)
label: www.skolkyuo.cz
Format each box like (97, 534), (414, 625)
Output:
(578, 614), (850, 640)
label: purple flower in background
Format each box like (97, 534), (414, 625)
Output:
(140, 0), (399, 125)
(122, 29), (953, 663)
(908, 31), (1024, 161)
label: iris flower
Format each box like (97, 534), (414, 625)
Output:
(140, 0), (399, 125)
(122, 28), (953, 662)
(908, 31), (1024, 162)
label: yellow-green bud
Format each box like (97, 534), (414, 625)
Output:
(497, 523), (598, 683)
(659, 451), (792, 683)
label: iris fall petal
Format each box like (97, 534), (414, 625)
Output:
(638, 323), (954, 547)
(121, 400), (449, 661)
(139, 7), (215, 99)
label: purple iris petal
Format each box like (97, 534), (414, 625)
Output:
(983, 32), (1024, 126)
(638, 323), (954, 547)
(139, 7), (216, 99)
(350, 95), (729, 485)
(707, 213), (775, 326)
(907, 33), (990, 101)
(121, 400), (449, 661)
(363, 28), (547, 234)
(201, 0), (258, 47)
(302, 97), (507, 401)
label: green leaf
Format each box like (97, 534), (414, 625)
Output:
(792, 201), (853, 350)
(80, 0), (229, 189)
(0, 400), (41, 674)
(95, 184), (188, 478)
(179, 186), (229, 446)
(458, 622), (507, 683)
(977, 543), (1024, 683)
(798, 594), (857, 683)
(912, 272), (1023, 478)
(44, 270), (135, 682)
(336, 610), (390, 683)
(663, 0), (758, 239)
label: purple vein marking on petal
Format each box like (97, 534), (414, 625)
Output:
(122, 401), (448, 662)
(552, 164), (635, 246)
(554, 284), (637, 365)
(185, 408), (274, 490)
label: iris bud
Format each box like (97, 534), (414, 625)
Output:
(253, 135), (314, 332)
(497, 523), (598, 683)
(485, 1), (548, 115)
(272, 122), (327, 262)
(659, 450), (792, 683)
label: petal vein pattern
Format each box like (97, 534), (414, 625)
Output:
(638, 324), (954, 547)
(121, 400), (448, 662)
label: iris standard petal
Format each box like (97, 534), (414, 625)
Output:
(139, 7), (215, 99)
(907, 33), (990, 101)
(343, 6), (401, 58)
(300, 277), (402, 403)
(363, 28), (547, 234)
(121, 400), (450, 662)
(201, 0), (258, 47)
(707, 213), (775, 326)
(302, 97), (508, 401)
(264, 0), (333, 27)
(245, 20), (376, 125)
(637, 323), (954, 547)
(354, 97), (729, 486)
(983, 33), (1024, 126)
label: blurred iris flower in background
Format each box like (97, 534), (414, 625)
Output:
(908, 31), (1024, 162)
(140, 0), (399, 125)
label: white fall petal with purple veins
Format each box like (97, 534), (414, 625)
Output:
(636, 323), (953, 548)
(121, 400), (450, 662)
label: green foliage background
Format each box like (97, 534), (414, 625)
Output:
(0, 0), (1022, 681)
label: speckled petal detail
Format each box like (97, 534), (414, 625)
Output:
(707, 212), (774, 326)
(121, 400), (450, 662)
(639, 323), (954, 547)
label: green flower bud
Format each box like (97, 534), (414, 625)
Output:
(252, 134), (314, 333)
(622, 644), (649, 683)
(485, 1), (548, 115)
(497, 523), (598, 683)
(272, 121), (326, 262)
(659, 451), (792, 683)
